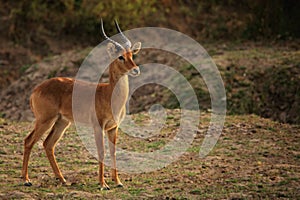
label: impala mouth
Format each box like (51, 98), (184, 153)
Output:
(129, 67), (140, 77)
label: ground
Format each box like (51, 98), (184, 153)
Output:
(0, 110), (299, 199)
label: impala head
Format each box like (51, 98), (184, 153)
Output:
(101, 19), (141, 77)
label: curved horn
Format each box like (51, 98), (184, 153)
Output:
(100, 19), (124, 51)
(114, 19), (132, 49)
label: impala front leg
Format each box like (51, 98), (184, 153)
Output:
(108, 127), (123, 187)
(94, 127), (110, 190)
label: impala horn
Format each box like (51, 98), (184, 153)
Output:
(100, 19), (124, 51)
(114, 20), (132, 49)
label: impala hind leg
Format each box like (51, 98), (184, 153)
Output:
(43, 116), (70, 184)
(22, 117), (58, 186)
(107, 127), (123, 187)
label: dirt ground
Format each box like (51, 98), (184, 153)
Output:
(0, 110), (299, 199)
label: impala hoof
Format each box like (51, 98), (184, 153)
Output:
(100, 186), (110, 191)
(56, 177), (67, 184)
(24, 181), (32, 186)
(116, 183), (124, 188)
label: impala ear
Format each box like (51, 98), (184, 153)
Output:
(131, 42), (141, 55)
(107, 42), (118, 58)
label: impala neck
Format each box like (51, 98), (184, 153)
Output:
(109, 67), (129, 104)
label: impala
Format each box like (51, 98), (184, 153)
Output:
(22, 20), (141, 190)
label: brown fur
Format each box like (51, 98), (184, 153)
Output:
(22, 49), (140, 190)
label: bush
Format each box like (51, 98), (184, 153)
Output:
(5, 0), (300, 44)
(7, 0), (160, 45)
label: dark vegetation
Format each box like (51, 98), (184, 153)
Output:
(3, 0), (300, 44)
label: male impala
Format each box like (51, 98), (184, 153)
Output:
(22, 20), (141, 190)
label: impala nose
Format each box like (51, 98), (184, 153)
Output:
(129, 67), (140, 77)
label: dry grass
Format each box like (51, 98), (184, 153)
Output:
(0, 111), (299, 199)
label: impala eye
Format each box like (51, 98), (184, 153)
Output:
(118, 56), (125, 61)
